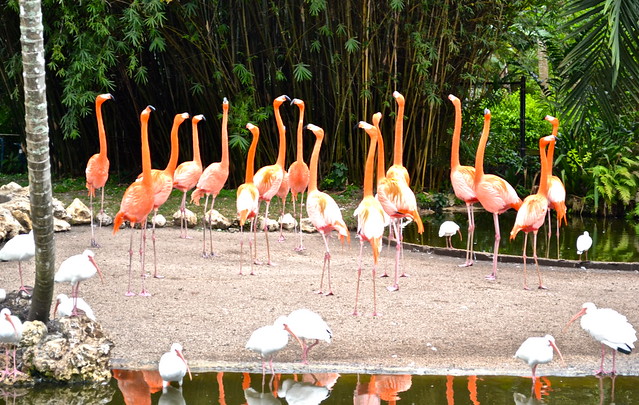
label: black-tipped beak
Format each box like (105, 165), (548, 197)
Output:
(148, 105), (156, 111)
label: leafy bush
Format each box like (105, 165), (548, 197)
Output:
(320, 162), (349, 190)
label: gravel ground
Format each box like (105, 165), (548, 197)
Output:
(1, 223), (638, 377)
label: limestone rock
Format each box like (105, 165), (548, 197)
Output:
(0, 182), (23, 193)
(54, 217), (71, 233)
(278, 213), (297, 230)
(172, 209), (197, 228)
(96, 211), (113, 226)
(66, 198), (92, 225)
(258, 216), (279, 232)
(20, 320), (48, 347)
(300, 218), (317, 233)
(204, 209), (232, 229)
(0, 206), (24, 240)
(22, 316), (114, 383)
(153, 214), (167, 227)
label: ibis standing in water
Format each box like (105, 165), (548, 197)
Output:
(159, 343), (192, 388)
(514, 334), (564, 385)
(564, 302), (637, 375)
(576, 231), (593, 261)
(438, 221), (462, 249)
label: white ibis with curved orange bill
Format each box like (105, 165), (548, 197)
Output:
(0, 230), (35, 294)
(564, 302), (637, 375)
(159, 343), (192, 388)
(54, 249), (104, 315)
(514, 334), (564, 384)
(0, 308), (23, 377)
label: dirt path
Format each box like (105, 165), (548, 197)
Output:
(1, 224), (638, 376)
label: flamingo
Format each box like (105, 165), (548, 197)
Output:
(283, 308), (332, 364)
(192, 98), (230, 257)
(372, 112), (423, 291)
(245, 316), (296, 377)
(373, 374), (413, 404)
(448, 94), (478, 267)
(288, 99), (311, 251)
(304, 124), (350, 296)
(85, 93), (114, 248)
(139, 112), (190, 278)
(173, 114), (205, 239)
(158, 343), (192, 388)
(0, 308), (22, 378)
(510, 135), (556, 290)
(474, 109), (522, 280)
(514, 335), (564, 386)
(564, 302), (637, 375)
(354, 121), (388, 316)
(275, 171), (290, 242)
(0, 230), (35, 294)
(54, 249), (104, 313)
(253, 95), (289, 266)
(576, 231), (593, 261)
(53, 293), (96, 321)
(544, 115), (567, 257)
(113, 105), (156, 296)
(237, 123), (261, 276)
(439, 221), (462, 249)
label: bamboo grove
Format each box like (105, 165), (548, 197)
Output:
(0, 0), (527, 190)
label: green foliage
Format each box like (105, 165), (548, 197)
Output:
(320, 162), (349, 191)
(416, 192), (449, 212)
(590, 156), (639, 217)
(293, 63), (312, 82)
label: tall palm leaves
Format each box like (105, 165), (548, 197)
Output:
(558, 0), (639, 131)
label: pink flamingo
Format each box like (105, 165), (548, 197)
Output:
(173, 114), (205, 239)
(237, 123), (261, 275)
(85, 93), (114, 247)
(305, 124), (350, 295)
(510, 135), (556, 289)
(113, 106), (156, 296)
(474, 109), (522, 280)
(253, 95), (289, 265)
(448, 94), (478, 267)
(192, 98), (230, 257)
(544, 115), (567, 257)
(372, 112), (423, 292)
(288, 98), (311, 250)
(140, 112), (189, 278)
(354, 121), (389, 316)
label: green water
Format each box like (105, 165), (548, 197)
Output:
(403, 211), (639, 263)
(5, 371), (637, 404)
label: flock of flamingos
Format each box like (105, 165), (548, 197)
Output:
(0, 91), (635, 390)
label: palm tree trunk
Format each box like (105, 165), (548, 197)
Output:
(19, 0), (55, 322)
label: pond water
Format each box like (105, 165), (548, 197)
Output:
(6, 371), (638, 404)
(403, 210), (639, 263)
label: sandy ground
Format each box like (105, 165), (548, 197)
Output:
(1, 223), (638, 377)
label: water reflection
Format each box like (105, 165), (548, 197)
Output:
(112, 369), (163, 405)
(404, 210), (639, 262)
(159, 386), (186, 405)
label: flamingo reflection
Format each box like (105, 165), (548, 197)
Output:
(112, 369), (162, 405)
(217, 372), (227, 405)
(353, 374), (379, 405)
(372, 374), (412, 404)
(444, 375), (481, 404)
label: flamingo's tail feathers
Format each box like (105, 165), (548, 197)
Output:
(411, 210), (424, 234)
(370, 237), (382, 264)
(86, 184), (96, 198)
(335, 220), (351, 245)
(191, 189), (203, 206)
(113, 212), (126, 235)
(511, 199), (523, 211)
(555, 202), (568, 227)
(509, 226), (521, 241)
(238, 210), (249, 227)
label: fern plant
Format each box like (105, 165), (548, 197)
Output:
(590, 156), (639, 217)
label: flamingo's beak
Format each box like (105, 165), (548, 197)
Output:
(88, 255), (105, 283)
(562, 307), (586, 334)
(176, 349), (193, 380)
(550, 339), (565, 366)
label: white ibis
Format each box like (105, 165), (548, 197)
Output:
(284, 309), (332, 364)
(54, 249), (104, 316)
(0, 308), (23, 377)
(564, 302), (637, 375)
(277, 379), (330, 405)
(514, 334), (564, 384)
(159, 343), (192, 388)
(245, 316), (295, 376)
(0, 230), (35, 294)
(576, 231), (593, 261)
(438, 221), (462, 249)
(53, 293), (96, 321)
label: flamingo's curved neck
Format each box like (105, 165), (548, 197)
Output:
(246, 128), (260, 184)
(375, 122), (386, 183)
(393, 99), (404, 166)
(140, 108), (152, 188)
(308, 129), (323, 193)
(474, 113), (491, 185)
(274, 102), (286, 168)
(221, 103), (229, 169)
(96, 98), (108, 157)
(295, 102), (305, 162)
(165, 116), (183, 174)
(192, 120), (202, 166)
(363, 128), (378, 197)
(450, 100), (462, 169)
(538, 138), (552, 196)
